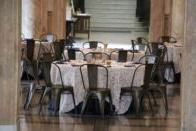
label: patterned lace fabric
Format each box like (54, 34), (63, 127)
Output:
(50, 62), (145, 114)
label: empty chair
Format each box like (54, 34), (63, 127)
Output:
(139, 55), (168, 114)
(120, 55), (167, 115)
(66, 48), (85, 60)
(159, 36), (177, 43)
(84, 52), (110, 62)
(80, 64), (113, 117)
(21, 62), (40, 109)
(39, 60), (76, 113)
(151, 42), (175, 83)
(23, 44), (56, 110)
(110, 50), (133, 62)
(21, 39), (37, 109)
(137, 37), (152, 54)
(83, 41), (105, 49)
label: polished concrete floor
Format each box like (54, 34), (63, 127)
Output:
(18, 84), (180, 131)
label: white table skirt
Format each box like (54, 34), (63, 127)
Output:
(50, 62), (145, 114)
(165, 44), (182, 73)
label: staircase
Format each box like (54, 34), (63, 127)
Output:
(85, 0), (148, 32)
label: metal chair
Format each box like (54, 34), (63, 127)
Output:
(136, 37), (152, 54)
(139, 55), (168, 114)
(21, 39), (37, 109)
(66, 48), (85, 60)
(131, 39), (151, 54)
(39, 58), (76, 113)
(24, 43), (55, 110)
(83, 41), (105, 49)
(110, 50), (133, 62)
(151, 42), (175, 83)
(37, 41), (55, 62)
(120, 55), (163, 115)
(80, 64), (113, 117)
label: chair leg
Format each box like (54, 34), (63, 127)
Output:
(133, 91), (141, 114)
(169, 63), (176, 83)
(25, 82), (35, 109)
(108, 92), (114, 115)
(80, 92), (90, 115)
(161, 86), (168, 114)
(71, 91), (77, 114)
(39, 87), (50, 113)
(150, 91), (158, 106)
(147, 92), (154, 114)
(164, 93), (168, 114)
(99, 94), (105, 118)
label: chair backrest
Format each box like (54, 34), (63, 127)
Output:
(53, 41), (65, 60)
(131, 39), (151, 54)
(80, 64), (108, 90)
(39, 33), (57, 43)
(40, 52), (56, 87)
(137, 37), (149, 45)
(67, 48), (85, 60)
(26, 39), (35, 61)
(150, 42), (167, 64)
(84, 52), (110, 62)
(52, 63), (66, 88)
(159, 36), (177, 43)
(110, 50), (133, 62)
(83, 41), (105, 49)
(37, 42), (55, 62)
(131, 55), (159, 89)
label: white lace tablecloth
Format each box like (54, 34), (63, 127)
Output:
(64, 48), (145, 63)
(165, 43), (182, 73)
(50, 61), (145, 114)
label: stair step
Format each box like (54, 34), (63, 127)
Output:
(90, 15), (137, 19)
(86, 5), (136, 10)
(86, 1), (136, 6)
(86, 9), (135, 14)
(87, 12), (135, 17)
(91, 22), (145, 28)
(91, 18), (138, 23)
(90, 27), (148, 32)
(85, 0), (148, 32)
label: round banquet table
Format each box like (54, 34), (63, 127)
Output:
(50, 60), (145, 114)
